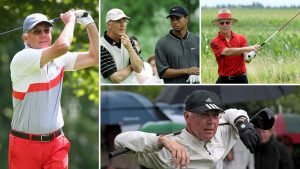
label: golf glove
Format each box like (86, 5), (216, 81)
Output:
(186, 75), (199, 84)
(236, 119), (260, 153)
(245, 51), (256, 62)
(75, 10), (94, 27)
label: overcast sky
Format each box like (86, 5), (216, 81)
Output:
(201, 0), (300, 7)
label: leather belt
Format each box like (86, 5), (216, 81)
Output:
(11, 128), (63, 142)
(219, 73), (247, 80)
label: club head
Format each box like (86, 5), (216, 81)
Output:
(250, 108), (275, 130)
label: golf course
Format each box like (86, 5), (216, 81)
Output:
(201, 8), (300, 83)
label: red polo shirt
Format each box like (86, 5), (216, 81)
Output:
(210, 31), (248, 76)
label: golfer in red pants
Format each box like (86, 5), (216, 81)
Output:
(9, 9), (98, 169)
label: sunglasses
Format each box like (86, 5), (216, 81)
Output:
(112, 19), (129, 24)
(219, 21), (231, 25)
(29, 28), (51, 35)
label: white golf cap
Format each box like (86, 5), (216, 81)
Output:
(23, 13), (53, 32)
(106, 8), (130, 23)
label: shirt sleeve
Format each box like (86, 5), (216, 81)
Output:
(210, 39), (227, 59)
(62, 52), (78, 71)
(11, 48), (42, 76)
(100, 46), (117, 78)
(155, 40), (169, 78)
(114, 131), (171, 168)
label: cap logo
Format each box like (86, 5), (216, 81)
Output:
(172, 8), (177, 11)
(205, 98), (213, 103)
(205, 104), (219, 110)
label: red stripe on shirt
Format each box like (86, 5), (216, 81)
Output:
(12, 68), (65, 100)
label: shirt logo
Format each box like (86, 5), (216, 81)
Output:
(191, 48), (196, 50)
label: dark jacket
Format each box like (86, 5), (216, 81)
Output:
(255, 137), (294, 169)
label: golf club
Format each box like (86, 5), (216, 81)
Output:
(108, 107), (275, 158)
(0, 11), (88, 36)
(245, 10), (300, 62)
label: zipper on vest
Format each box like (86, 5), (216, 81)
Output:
(204, 143), (211, 155)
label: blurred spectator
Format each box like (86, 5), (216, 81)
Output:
(255, 128), (294, 169)
(131, 36), (163, 84)
(101, 124), (140, 169)
(223, 139), (254, 169)
(280, 135), (300, 169)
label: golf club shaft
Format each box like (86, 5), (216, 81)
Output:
(0, 12), (88, 36)
(0, 17), (61, 36)
(260, 10), (300, 47)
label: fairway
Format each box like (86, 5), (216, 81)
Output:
(201, 8), (300, 83)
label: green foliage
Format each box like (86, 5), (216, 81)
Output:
(0, 0), (99, 168)
(201, 8), (300, 83)
(101, 0), (199, 61)
(101, 86), (163, 101)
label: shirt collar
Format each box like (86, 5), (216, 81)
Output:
(104, 31), (121, 48)
(169, 30), (189, 40)
(217, 31), (236, 40)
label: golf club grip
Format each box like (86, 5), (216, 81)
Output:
(109, 148), (131, 159)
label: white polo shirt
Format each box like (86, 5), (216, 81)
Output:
(10, 47), (77, 134)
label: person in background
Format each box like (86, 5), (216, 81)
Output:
(254, 128), (294, 169)
(132, 37), (163, 84)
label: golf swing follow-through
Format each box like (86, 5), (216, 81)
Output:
(246, 10), (300, 62)
(109, 90), (275, 169)
(9, 9), (98, 169)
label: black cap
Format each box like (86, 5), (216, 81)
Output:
(166, 5), (188, 18)
(185, 90), (223, 114)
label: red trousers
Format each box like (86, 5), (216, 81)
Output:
(9, 133), (70, 169)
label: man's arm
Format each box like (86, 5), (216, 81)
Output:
(73, 13), (99, 70)
(221, 45), (260, 56)
(162, 67), (199, 78)
(108, 65), (133, 83)
(121, 34), (143, 73)
(115, 131), (189, 168)
(40, 10), (76, 67)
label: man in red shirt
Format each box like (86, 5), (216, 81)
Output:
(210, 8), (260, 83)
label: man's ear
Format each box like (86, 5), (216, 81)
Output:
(22, 34), (28, 43)
(184, 111), (190, 121)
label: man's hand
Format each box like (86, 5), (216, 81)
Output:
(186, 75), (199, 84)
(120, 34), (132, 49)
(158, 135), (190, 168)
(236, 119), (260, 153)
(75, 10), (94, 27)
(60, 10), (76, 25)
(186, 67), (199, 75)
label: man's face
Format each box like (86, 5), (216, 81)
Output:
(23, 23), (52, 49)
(257, 128), (273, 144)
(108, 18), (128, 37)
(170, 15), (188, 32)
(184, 110), (220, 141)
(218, 19), (232, 34)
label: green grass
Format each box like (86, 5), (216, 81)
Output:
(201, 8), (300, 83)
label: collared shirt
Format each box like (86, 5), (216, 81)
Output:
(210, 31), (248, 76)
(100, 31), (139, 84)
(115, 109), (249, 169)
(10, 48), (77, 134)
(155, 30), (199, 84)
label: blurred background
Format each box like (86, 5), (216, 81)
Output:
(0, 1), (99, 168)
(100, 0), (199, 62)
(101, 85), (300, 169)
(201, 0), (300, 83)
